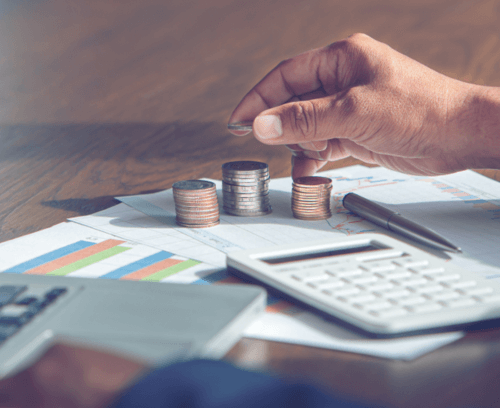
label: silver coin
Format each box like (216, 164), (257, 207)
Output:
(223, 195), (269, 204)
(222, 183), (269, 193)
(223, 207), (272, 216)
(222, 161), (268, 173)
(172, 180), (216, 191)
(227, 121), (253, 131)
(222, 176), (270, 185)
(223, 171), (269, 177)
(223, 198), (270, 207)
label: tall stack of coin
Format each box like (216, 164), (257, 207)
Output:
(292, 176), (333, 220)
(222, 161), (272, 216)
(172, 180), (219, 228)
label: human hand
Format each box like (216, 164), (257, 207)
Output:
(0, 343), (148, 408)
(228, 33), (500, 179)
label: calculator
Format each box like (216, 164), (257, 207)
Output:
(226, 233), (500, 337)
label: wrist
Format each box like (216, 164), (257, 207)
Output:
(456, 84), (500, 170)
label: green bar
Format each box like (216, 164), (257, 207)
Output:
(48, 246), (130, 276)
(141, 259), (200, 282)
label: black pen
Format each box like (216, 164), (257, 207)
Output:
(342, 193), (462, 253)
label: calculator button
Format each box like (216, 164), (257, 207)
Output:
(347, 274), (379, 285)
(428, 273), (461, 283)
(459, 287), (494, 296)
(364, 300), (392, 311)
(360, 281), (394, 292)
(475, 294), (500, 303)
(376, 270), (412, 280)
(371, 308), (408, 318)
(347, 294), (377, 304)
(328, 267), (363, 278)
(407, 302), (442, 313)
(309, 279), (344, 290)
(427, 291), (459, 301)
(330, 286), (360, 297)
(395, 296), (427, 306)
(413, 284), (444, 295)
(291, 270), (329, 282)
(442, 298), (477, 308)
(378, 289), (412, 299)
(394, 277), (429, 287)
(393, 258), (429, 268)
(407, 265), (445, 275)
(446, 280), (477, 289)
(360, 262), (395, 273)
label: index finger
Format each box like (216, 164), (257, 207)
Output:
(228, 47), (326, 132)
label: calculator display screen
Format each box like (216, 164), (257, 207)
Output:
(260, 241), (390, 265)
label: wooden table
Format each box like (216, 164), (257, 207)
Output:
(1, 1), (500, 406)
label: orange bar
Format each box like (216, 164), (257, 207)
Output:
(266, 300), (293, 313)
(215, 276), (244, 285)
(25, 239), (125, 275)
(121, 258), (183, 280)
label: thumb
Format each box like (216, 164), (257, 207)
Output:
(252, 98), (340, 145)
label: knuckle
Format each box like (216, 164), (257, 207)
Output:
(346, 32), (371, 44)
(289, 101), (317, 142)
(324, 33), (376, 88)
(337, 88), (361, 120)
(275, 57), (292, 71)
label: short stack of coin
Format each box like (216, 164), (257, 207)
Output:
(222, 161), (272, 216)
(292, 176), (333, 220)
(172, 180), (220, 228)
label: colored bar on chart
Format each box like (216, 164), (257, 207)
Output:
(26, 239), (125, 275)
(193, 269), (229, 285)
(3, 241), (95, 274)
(141, 259), (200, 282)
(100, 251), (174, 280)
(48, 246), (130, 276)
(266, 300), (294, 313)
(121, 258), (181, 281)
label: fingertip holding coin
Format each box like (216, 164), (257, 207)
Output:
(227, 121), (254, 135)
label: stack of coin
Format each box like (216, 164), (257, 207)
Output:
(292, 176), (333, 220)
(172, 180), (219, 228)
(222, 161), (272, 216)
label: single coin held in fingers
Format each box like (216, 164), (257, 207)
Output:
(227, 121), (254, 131)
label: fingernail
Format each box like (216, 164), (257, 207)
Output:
(285, 146), (305, 157)
(303, 150), (324, 160)
(254, 115), (282, 139)
(299, 142), (327, 151)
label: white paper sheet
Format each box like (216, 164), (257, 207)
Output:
(0, 220), (464, 361)
(65, 164), (500, 360)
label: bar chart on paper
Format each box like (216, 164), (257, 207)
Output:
(0, 221), (296, 314)
(0, 223), (214, 283)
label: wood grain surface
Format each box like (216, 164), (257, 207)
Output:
(1, 1), (500, 406)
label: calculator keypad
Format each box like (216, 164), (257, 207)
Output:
(285, 255), (500, 321)
(228, 234), (500, 335)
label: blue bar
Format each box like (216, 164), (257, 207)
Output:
(193, 269), (229, 285)
(3, 241), (95, 274)
(100, 251), (173, 279)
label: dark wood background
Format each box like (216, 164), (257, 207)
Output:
(1, 1), (500, 406)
